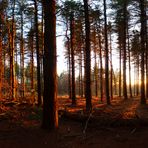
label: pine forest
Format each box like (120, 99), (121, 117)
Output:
(0, 0), (148, 147)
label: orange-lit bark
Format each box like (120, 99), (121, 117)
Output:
(42, 0), (58, 130)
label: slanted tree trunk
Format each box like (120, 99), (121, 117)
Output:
(83, 0), (92, 111)
(42, 0), (58, 130)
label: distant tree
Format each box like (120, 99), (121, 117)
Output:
(57, 72), (68, 95)
(27, 27), (35, 94)
(131, 31), (140, 96)
(60, 0), (80, 105)
(108, 22), (113, 100)
(127, 30), (132, 98)
(33, 0), (41, 106)
(18, 0), (26, 99)
(112, 0), (131, 99)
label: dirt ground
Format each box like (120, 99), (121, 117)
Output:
(1, 97), (148, 148)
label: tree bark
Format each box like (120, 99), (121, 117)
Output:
(136, 58), (139, 96)
(127, 32), (132, 98)
(97, 22), (103, 102)
(93, 27), (98, 98)
(0, 14), (2, 99)
(104, 0), (110, 104)
(42, 0), (58, 130)
(109, 23), (113, 100)
(70, 14), (76, 105)
(34, 0), (42, 106)
(123, 1), (128, 100)
(83, 0), (92, 111)
(20, 7), (25, 99)
(119, 42), (122, 97)
(10, 0), (16, 100)
(140, 0), (146, 104)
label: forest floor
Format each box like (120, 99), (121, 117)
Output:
(1, 96), (148, 148)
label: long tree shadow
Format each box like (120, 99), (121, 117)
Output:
(59, 96), (148, 127)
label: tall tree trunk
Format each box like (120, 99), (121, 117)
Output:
(136, 60), (139, 96)
(123, 1), (128, 100)
(146, 52), (148, 98)
(70, 14), (76, 105)
(103, 0), (110, 104)
(145, 11), (148, 98)
(30, 31), (34, 92)
(127, 33), (132, 98)
(10, 0), (16, 100)
(93, 26), (98, 98)
(34, 0), (42, 106)
(80, 25), (84, 98)
(65, 22), (71, 100)
(109, 25), (113, 100)
(98, 24), (103, 102)
(119, 42), (122, 97)
(140, 0), (146, 104)
(20, 10), (25, 99)
(80, 50), (83, 98)
(42, 0), (58, 130)
(68, 38), (72, 100)
(94, 51), (98, 98)
(29, 25), (35, 103)
(113, 71), (117, 95)
(110, 46), (113, 100)
(41, 6), (44, 98)
(83, 0), (92, 111)
(0, 14), (2, 99)
(78, 62), (81, 96)
(134, 64), (136, 96)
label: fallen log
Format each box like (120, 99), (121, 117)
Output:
(59, 110), (148, 128)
